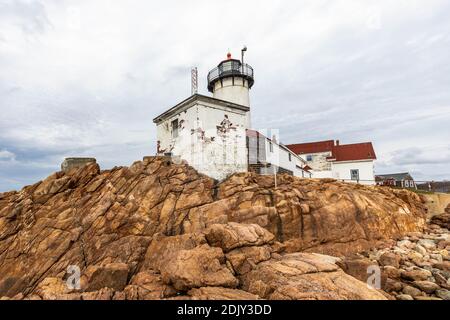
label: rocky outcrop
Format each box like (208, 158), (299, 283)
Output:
(160, 244), (238, 291)
(205, 223), (275, 252)
(0, 157), (427, 299)
(239, 252), (386, 300)
(81, 263), (129, 292)
(339, 223), (450, 300)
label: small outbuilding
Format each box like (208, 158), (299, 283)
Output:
(375, 172), (417, 189)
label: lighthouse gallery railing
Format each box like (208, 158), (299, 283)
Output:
(207, 63), (254, 84)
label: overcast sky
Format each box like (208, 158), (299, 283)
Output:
(1, 0), (450, 192)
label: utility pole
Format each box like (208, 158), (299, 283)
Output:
(274, 165), (277, 189)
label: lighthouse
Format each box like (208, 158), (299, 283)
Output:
(153, 51), (253, 181)
(153, 50), (311, 181)
(207, 52), (255, 108)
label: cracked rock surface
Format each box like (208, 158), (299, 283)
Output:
(0, 157), (427, 300)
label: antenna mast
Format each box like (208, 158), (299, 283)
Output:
(191, 67), (198, 95)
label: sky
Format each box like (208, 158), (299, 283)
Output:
(1, 0), (450, 192)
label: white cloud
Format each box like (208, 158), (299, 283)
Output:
(0, 149), (15, 161)
(1, 0), (450, 191)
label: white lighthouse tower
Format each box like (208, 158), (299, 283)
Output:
(207, 52), (255, 108)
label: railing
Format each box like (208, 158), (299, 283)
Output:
(207, 62), (254, 91)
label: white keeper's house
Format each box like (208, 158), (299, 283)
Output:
(153, 52), (312, 181)
(286, 140), (377, 185)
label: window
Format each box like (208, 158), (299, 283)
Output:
(269, 141), (273, 153)
(289, 153), (292, 162)
(171, 119), (179, 138)
(306, 155), (313, 162)
(350, 169), (360, 181)
(405, 180), (409, 188)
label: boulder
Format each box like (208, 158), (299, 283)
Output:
(431, 213), (450, 230)
(396, 294), (414, 300)
(337, 257), (380, 284)
(379, 253), (401, 268)
(402, 285), (424, 298)
(397, 240), (413, 249)
(435, 289), (450, 300)
(114, 271), (177, 300)
(81, 288), (114, 300)
(82, 263), (129, 292)
(143, 233), (207, 271)
(225, 245), (272, 275)
(205, 223), (275, 252)
(414, 296), (442, 301)
(408, 251), (424, 261)
(429, 253), (443, 263)
(401, 268), (432, 282)
(433, 261), (450, 272)
(35, 278), (77, 300)
(383, 266), (401, 279)
(417, 239), (436, 250)
(412, 281), (440, 294)
(188, 287), (260, 300)
(414, 244), (427, 256)
(160, 244), (238, 291)
(384, 279), (403, 292)
(437, 240), (450, 250)
(240, 253), (386, 300)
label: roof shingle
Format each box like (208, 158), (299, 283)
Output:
(286, 140), (377, 162)
(286, 140), (334, 155)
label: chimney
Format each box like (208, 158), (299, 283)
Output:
(336, 140), (340, 146)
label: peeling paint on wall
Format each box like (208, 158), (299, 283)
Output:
(156, 101), (249, 181)
(216, 115), (237, 138)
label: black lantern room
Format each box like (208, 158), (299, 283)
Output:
(207, 53), (255, 93)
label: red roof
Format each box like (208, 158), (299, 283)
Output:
(286, 140), (376, 162)
(287, 140), (334, 155)
(332, 142), (376, 161)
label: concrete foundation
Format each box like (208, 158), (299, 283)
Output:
(61, 158), (97, 172)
